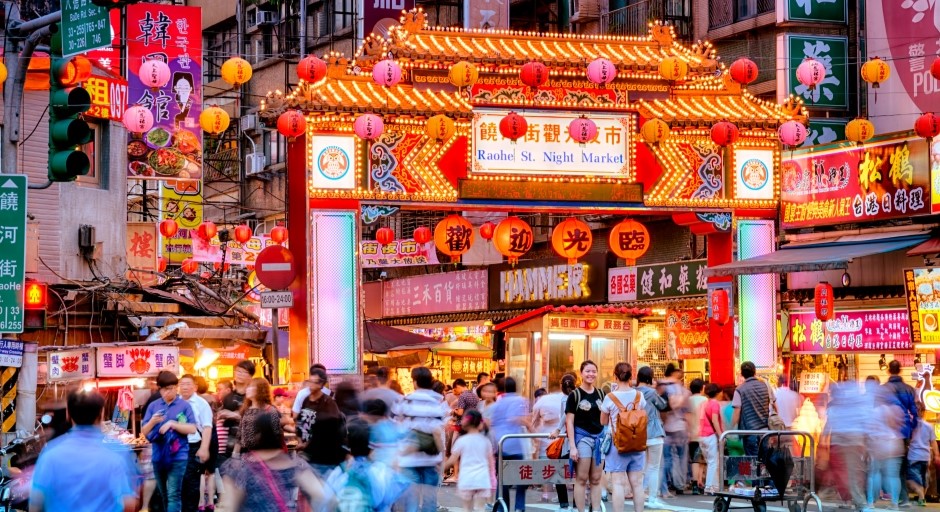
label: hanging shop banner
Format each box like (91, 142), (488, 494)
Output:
(160, 180), (202, 263)
(548, 315), (632, 332)
(96, 346), (180, 377)
(904, 268), (940, 344)
(781, 34), (849, 109)
(490, 253), (607, 309)
(608, 267), (638, 302)
(449, 356), (492, 380)
(781, 137), (930, 229)
(472, 110), (632, 178)
(383, 270), (488, 317)
(665, 309), (709, 360)
(126, 4), (203, 181)
(361, 239), (440, 268)
(80, 74), (128, 122)
(789, 308), (912, 353)
(192, 235), (276, 265)
(609, 259), (708, 302)
(865, 0), (940, 133)
(126, 222), (158, 285)
(48, 349), (96, 381)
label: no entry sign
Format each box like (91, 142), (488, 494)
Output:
(255, 246), (296, 290)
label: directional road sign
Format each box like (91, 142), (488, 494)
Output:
(0, 175), (27, 333)
(255, 246), (296, 291)
(61, 0), (112, 56)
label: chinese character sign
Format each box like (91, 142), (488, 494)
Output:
(126, 222), (158, 286)
(160, 180), (202, 263)
(610, 260), (708, 301)
(193, 234), (278, 266)
(80, 74), (128, 122)
(126, 4), (203, 182)
(96, 346), (179, 377)
(48, 349), (96, 382)
(665, 309), (709, 360)
(781, 137), (930, 229)
(383, 270), (488, 317)
(786, 35), (848, 108)
(361, 239), (440, 268)
(905, 268), (940, 344)
(789, 308), (912, 353)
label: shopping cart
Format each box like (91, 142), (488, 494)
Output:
(712, 430), (822, 512)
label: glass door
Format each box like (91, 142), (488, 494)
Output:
(507, 335), (531, 397)
(589, 336), (627, 390)
(548, 332), (586, 392)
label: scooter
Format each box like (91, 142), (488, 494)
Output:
(0, 415), (51, 512)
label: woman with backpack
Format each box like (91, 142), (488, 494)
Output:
(566, 360), (606, 512)
(601, 363), (648, 512)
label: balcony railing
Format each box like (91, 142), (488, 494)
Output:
(602, 0), (691, 42)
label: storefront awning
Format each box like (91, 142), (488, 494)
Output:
(363, 322), (441, 353)
(907, 236), (940, 256)
(705, 233), (929, 277)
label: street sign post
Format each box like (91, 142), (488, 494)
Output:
(0, 175), (27, 333)
(254, 245), (296, 385)
(61, 1), (111, 56)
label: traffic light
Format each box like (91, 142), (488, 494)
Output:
(48, 49), (93, 182)
(23, 281), (47, 330)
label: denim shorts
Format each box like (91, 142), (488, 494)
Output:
(604, 449), (646, 473)
(907, 460), (928, 487)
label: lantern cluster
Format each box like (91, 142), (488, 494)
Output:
(729, 58), (759, 86)
(138, 59), (171, 89)
(434, 214), (474, 263)
(354, 114), (385, 141)
(493, 216), (534, 265)
(277, 110), (306, 140)
(552, 217), (593, 264)
(123, 105), (154, 134)
(586, 58), (617, 87)
(609, 219), (650, 263)
(426, 115), (456, 143)
(200, 106), (230, 135)
(220, 57), (253, 87)
(270, 225), (289, 245)
(297, 55), (328, 83)
(710, 121), (739, 147)
(449, 61), (479, 95)
(376, 227), (395, 246)
(568, 116), (597, 145)
(520, 61), (549, 90)
(778, 120), (808, 147)
(914, 112), (940, 143)
(499, 112), (528, 143)
(372, 59), (402, 88)
(658, 57), (689, 82)
(640, 119), (670, 145)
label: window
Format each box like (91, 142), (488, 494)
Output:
(204, 24), (237, 83)
(334, 0), (354, 32)
(734, 0), (757, 21)
(263, 131), (287, 166)
(77, 123), (104, 187)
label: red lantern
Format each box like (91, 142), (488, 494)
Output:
(196, 221), (217, 240)
(434, 214), (474, 263)
(138, 59), (171, 89)
(270, 225), (289, 244)
(233, 224), (253, 244)
(932, 57), (940, 81)
(815, 281), (835, 321)
(914, 112), (940, 141)
(520, 61), (549, 90)
(213, 262), (231, 272)
(609, 219), (649, 263)
(297, 55), (328, 83)
(479, 221), (495, 241)
(493, 216), (534, 265)
(551, 217), (593, 264)
(499, 112), (528, 142)
(159, 219), (179, 238)
(711, 289), (730, 326)
(729, 58), (759, 85)
(376, 227), (395, 245)
(568, 116), (598, 145)
(711, 121), (739, 147)
(277, 110), (306, 139)
(157, 257), (168, 272)
(181, 258), (199, 274)
(413, 226), (432, 244)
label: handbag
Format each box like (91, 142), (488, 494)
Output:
(765, 381), (786, 431)
(546, 437), (566, 459)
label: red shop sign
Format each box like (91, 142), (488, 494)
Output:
(789, 308), (912, 353)
(665, 308), (709, 360)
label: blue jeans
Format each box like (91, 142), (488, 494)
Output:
(154, 459), (188, 512)
(742, 434), (761, 458)
(868, 457), (902, 506)
(401, 465), (440, 512)
(661, 432), (688, 494)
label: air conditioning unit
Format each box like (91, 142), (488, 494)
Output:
(240, 114), (258, 132)
(315, 10), (328, 37)
(257, 10), (278, 25)
(245, 153), (267, 176)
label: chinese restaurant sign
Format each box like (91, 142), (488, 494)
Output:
(608, 260), (708, 301)
(383, 270), (488, 317)
(904, 268), (940, 344)
(126, 222), (158, 286)
(48, 349), (96, 382)
(472, 110), (632, 177)
(789, 308), (912, 353)
(193, 235), (277, 266)
(126, 4), (203, 181)
(160, 180), (202, 263)
(785, 35), (849, 109)
(361, 239), (440, 268)
(97, 346), (179, 377)
(489, 253), (607, 309)
(781, 137), (929, 228)
(548, 315), (632, 332)
(665, 309), (709, 360)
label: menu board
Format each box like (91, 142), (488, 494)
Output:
(665, 309), (709, 360)
(904, 268), (940, 344)
(789, 308), (912, 353)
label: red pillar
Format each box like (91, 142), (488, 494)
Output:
(707, 232), (734, 386)
(286, 135), (309, 382)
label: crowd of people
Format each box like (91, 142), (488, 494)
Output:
(22, 357), (940, 512)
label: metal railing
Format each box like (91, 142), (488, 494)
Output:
(602, 0), (691, 41)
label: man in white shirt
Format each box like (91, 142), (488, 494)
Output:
(179, 374), (214, 512)
(292, 363), (332, 417)
(774, 374), (801, 428)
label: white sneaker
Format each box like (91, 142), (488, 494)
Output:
(647, 498), (668, 508)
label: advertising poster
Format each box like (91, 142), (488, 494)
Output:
(781, 34), (849, 109)
(96, 346), (180, 377)
(665, 309), (709, 360)
(126, 222), (158, 285)
(361, 239), (439, 267)
(789, 308), (912, 352)
(383, 270), (488, 317)
(160, 180), (202, 263)
(781, 137), (930, 228)
(126, 4), (203, 182)
(905, 268), (940, 344)
(865, 0), (940, 134)
(193, 235), (278, 265)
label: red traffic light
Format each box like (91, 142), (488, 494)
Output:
(52, 55), (92, 87)
(24, 282), (47, 310)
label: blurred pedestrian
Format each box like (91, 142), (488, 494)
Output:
(143, 371), (198, 512)
(238, 378), (283, 454)
(445, 409), (496, 512)
(883, 360), (918, 507)
(296, 368), (347, 478)
(179, 374), (214, 512)
(334, 381), (361, 420)
(533, 386), (563, 503)
(636, 366), (668, 508)
(866, 385), (905, 509)
(687, 378), (706, 496)
(601, 362), (647, 512)
(31, 390), (140, 512)
(361, 366), (403, 413)
(217, 361), (255, 470)
(731, 362), (770, 457)
(395, 366), (449, 512)
(826, 382), (870, 510)
(488, 376), (531, 512)
(361, 399), (400, 465)
(698, 383), (723, 495)
(658, 363), (690, 497)
(906, 402), (938, 506)
(549, 373), (577, 509)
(774, 375), (801, 429)
(220, 408), (327, 512)
(567, 360), (606, 512)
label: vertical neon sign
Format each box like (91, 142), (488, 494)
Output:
(736, 220), (777, 368)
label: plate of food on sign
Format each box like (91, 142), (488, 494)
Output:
(128, 127), (202, 179)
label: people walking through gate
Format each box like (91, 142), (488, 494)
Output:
(143, 371), (198, 512)
(600, 362), (647, 512)
(394, 366), (449, 512)
(906, 402), (938, 506)
(698, 383), (723, 495)
(566, 360), (606, 512)
(178, 374), (214, 512)
(488, 376), (531, 512)
(730, 361), (770, 457)
(444, 409), (496, 512)
(636, 366), (668, 509)
(31, 390), (140, 512)
(883, 360), (918, 507)
(658, 363), (690, 497)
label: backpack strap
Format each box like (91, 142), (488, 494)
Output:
(632, 392), (642, 410)
(609, 393), (627, 412)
